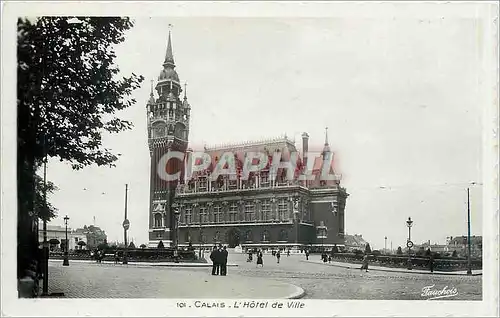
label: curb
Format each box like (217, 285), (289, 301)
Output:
(150, 263), (238, 268)
(300, 260), (482, 276)
(286, 285), (306, 299)
(49, 259), (238, 268)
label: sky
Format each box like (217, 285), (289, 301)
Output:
(45, 16), (484, 250)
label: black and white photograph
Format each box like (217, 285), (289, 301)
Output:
(1, 1), (499, 317)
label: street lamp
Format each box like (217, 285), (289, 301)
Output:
(406, 217), (413, 270)
(466, 187), (472, 275)
(384, 236), (387, 254)
(173, 206), (180, 263)
(63, 215), (69, 266)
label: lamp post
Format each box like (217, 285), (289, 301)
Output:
(406, 217), (413, 270)
(466, 187), (472, 275)
(384, 236), (387, 254)
(63, 215), (69, 266)
(173, 206), (180, 263)
(173, 205), (180, 246)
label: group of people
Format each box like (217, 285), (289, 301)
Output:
(210, 245), (229, 276)
(91, 249), (105, 263)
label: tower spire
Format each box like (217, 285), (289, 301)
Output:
(163, 24), (175, 68)
(183, 81), (187, 100)
(322, 127), (331, 155)
(148, 79), (155, 104)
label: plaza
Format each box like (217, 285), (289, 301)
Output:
(47, 251), (482, 300)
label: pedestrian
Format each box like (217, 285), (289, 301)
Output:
(287, 249), (290, 257)
(276, 250), (281, 264)
(361, 253), (369, 272)
(210, 246), (219, 275)
(114, 251), (119, 264)
(305, 250), (310, 260)
(221, 246), (228, 276)
(328, 255), (332, 263)
(256, 250), (264, 267)
(429, 254), (434, 273)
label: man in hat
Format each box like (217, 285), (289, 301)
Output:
(220, 246), (229, 276)
(210, 246), (220, 275)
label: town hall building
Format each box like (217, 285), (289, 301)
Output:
(147, 31), (349, 251)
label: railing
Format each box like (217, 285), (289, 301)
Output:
(176, 180), (334, 195)
(177, 219), (312, 227)
(328, 253), (482, 272)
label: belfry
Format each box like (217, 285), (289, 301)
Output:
(147, 29), (190, 247)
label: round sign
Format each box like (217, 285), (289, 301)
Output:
(406, 240), (414, 248)
(123, 219), (130, 230)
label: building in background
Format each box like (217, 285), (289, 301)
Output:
(418, 241), (449, 254)
(78, 225), (107, 249)
(146, 31), (349, 250)
(447, 236), (482, 257)
(38, 225), (87, 251)
(344, 234), (368, 252)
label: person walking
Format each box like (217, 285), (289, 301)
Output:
(305, 250), (310, 260)
(256, 250), (264, 267)
(276, 250), (281, 264)
(210, 246), (220, 275)
(247, 250), (253, 262)
(429, 254), (435, 273)
(360, 253), (369, 272)
(287, 249), (290, 257)
(114, 251), (119, 264)
(221, 246), (228, 276)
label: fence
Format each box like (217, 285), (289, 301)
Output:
(49, 247), (199, 263)
(330, 253), (482, 272)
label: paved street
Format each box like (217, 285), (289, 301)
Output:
(47, 260), (302, 299)
(228, 252), (482, 300)
(48, 251), (482, 300)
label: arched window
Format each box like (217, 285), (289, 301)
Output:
(278, 229), (288, 241)
(154, 214), (162, 228)
(245, 230), (253, 242)
(261, 230), (270, 242)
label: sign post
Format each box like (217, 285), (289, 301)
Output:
(123, 184), (129, 265)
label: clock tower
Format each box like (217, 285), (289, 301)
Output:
(147, 29), (190, 247)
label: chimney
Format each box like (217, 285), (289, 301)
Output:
(301, 132), (309, 168)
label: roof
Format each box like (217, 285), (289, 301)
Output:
(191, 135), (338, 177)
(448, 236), (482, 245)
(344, 234), (367, 247)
